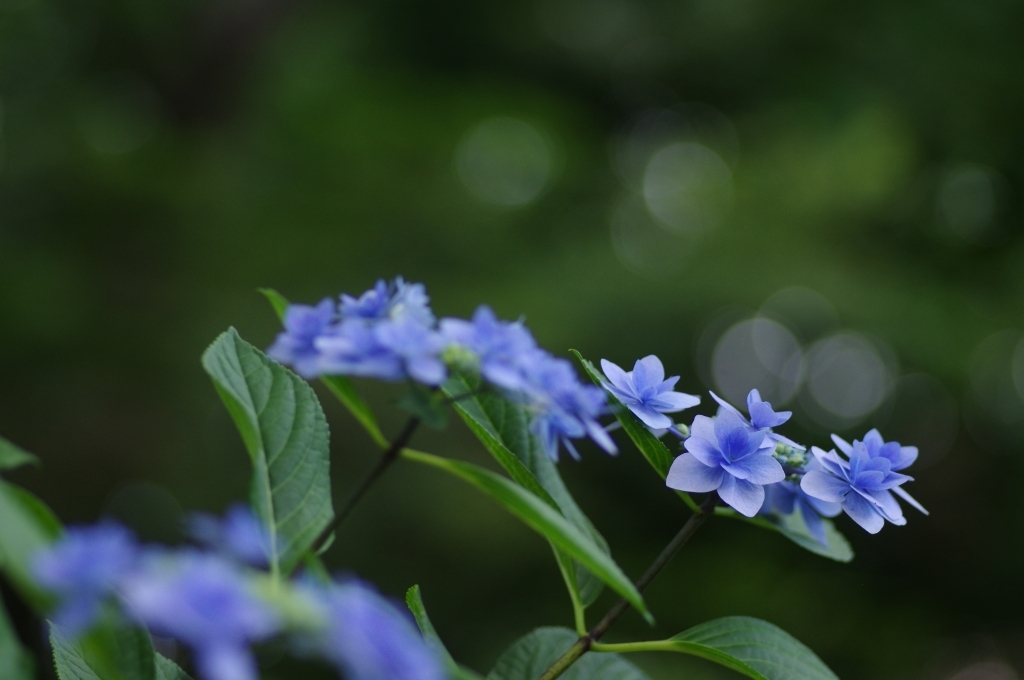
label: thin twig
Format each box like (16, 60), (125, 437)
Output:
(537, 494), (719, 680)
(307, 416), (422, 557)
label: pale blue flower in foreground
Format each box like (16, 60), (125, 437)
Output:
(800, 440), (914, 534)
(440, 305), (537, 392)
(710, 389), (804, 450)
(267, 299), (336, 378)
(311, 579), (445, 680)
(187, 505), (272, 568)
(600, 355), (700, 429)
(32, 522), (139, 634)
(122, 552), (279, 680)
(341, 277), (434, 326)
(520, 351), (617, 462)
(759, 461), (841, 546)
(666, 410), (785, 516)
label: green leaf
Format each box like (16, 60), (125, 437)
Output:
(396, 385), (448, 430)
(202, 328), (334, 576)
(260, 288), (389, 449)
(0, 436), (39, 471)
(0, 480), (61, 608)
(488, 627), (651, 680)
(406, 585), (484, 680)
(573, 351), (854, 562)
(257, 287), (290, 320)
(155, 655), (194, 680)
(0, 603), (34, 680)
(444, 374), (609, 607)
(661, 616), (839, 680)
(714, 508), (854, 563)
(50, 621), (157, 680)
(402, 449), (651, 623)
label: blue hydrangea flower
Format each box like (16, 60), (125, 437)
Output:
(666, 410), (785, 516)
(32, 522), (140, 634)
(122, 552), (279, 680)
(831, 429), (928, 515)
(315, 319), (447, 385)
(440, 306), (537, 392)
(341, 278), (434, 326)
(759, 462), (841, 546)
(187, 505), (272, 568)
(310, 579), (445, 680)
(710, 389), (804, 450)
(266, 299), (336, 378)
(800, 440), (914, 534)
(519, 352), (617, 462)
(600, 355), (700, 429)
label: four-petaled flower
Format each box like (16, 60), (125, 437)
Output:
(831, 429), (928, 516)
(800, 440), (914, 534)
(666, 409), (785, 517)
(601, 356), (700, 429)
(710, 389), (804, 450)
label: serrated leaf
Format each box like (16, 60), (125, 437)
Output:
(444, 374), (608, 607)
(572, 351), (854, 562)
(0, 436), (39, 471)
(260, 289), (389, 449)
(0, 480), (61, 608)
(406, 585), (484, 680)
(488, 627), (651, 680)
(202, 328), (334, 576)
(662, 616), (839, 680)
(50, 621), (156, 680)
(0, 602), (34, 680)
(402, 450), (651, 623)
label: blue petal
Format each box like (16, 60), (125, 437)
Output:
(800, 470), (850, 503)
(683, 435), (723, 468)
(600, 359), (636, 398)
(728, 454), (784, 485)
(633, 355), (665, 389)
(646, 392), (701, 412)
(717, 476), (765, 517)
(630, 404), (674, 429)
(841, 493), (885, 534)
(709, 391), (746, 422)
(197, 645), (258, 680)
(689, 415), (716, 444)
(666, 453), (724, 493)
(797, 499), (829, 547)
(893, 485), (929, 515)
(830, 433), (854, 455)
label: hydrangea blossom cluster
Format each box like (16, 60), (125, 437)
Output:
(270, 280), (616, 462)
(32, 508), (443, 680)
(656, 385), (926, 544)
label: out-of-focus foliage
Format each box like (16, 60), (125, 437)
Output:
(1, 0), (1022, 678)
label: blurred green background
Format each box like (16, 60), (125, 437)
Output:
(1, 0), (1023, 678)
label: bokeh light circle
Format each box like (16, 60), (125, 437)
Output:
(455, 117), (552, 207)
(711, 317), (803, 407)
(642, 142), (733, 233)
(806, 333), (890, 421)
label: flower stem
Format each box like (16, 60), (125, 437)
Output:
(537, 494), (718, 680)
(307, 416), (421, 556)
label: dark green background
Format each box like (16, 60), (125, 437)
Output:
(1, 0), (1022, 678)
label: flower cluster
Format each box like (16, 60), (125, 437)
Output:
(614, 377), (929, 544)
(270, 279), (615, 462)
(32, 508), (443, 680)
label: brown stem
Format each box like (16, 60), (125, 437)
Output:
(537, 494), (719, 680)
